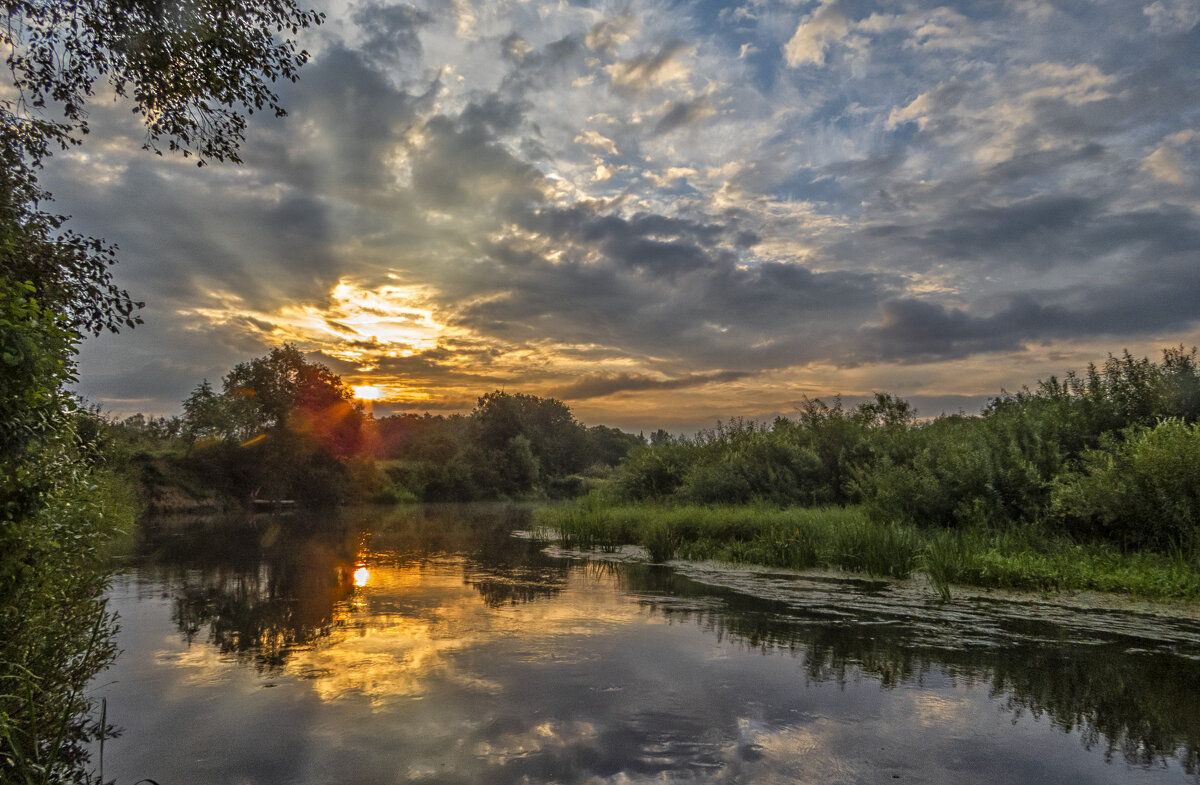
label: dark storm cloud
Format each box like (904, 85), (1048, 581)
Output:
(410, 115), (546, 210)
(76, 316), (273, 413)
(498, 33), (588, 94)
(255, 43), (425, 194)
(557, 370), (753, 400)
(852, 193), (1200, 278)
(862, 227), (1200, 363)
(445, 200), (894, 371)
(881, 194), (1100, 269)
(42, 153), (341, 314)
(459, 93), (528, 135)
(522, 205), (729, 254)
(861, 297), (1050, 361)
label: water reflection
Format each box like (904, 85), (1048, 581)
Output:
(102, 505), (1200, 784)
(135, 505), (570, 675)
(616, 563), (1200, 772)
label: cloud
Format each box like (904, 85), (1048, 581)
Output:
(606, 41), (693, 92)
(574, 130), (619, 156)
(50, 0), (1200, 426)
(585, 14), (636, 53)
(1020, 63), (1114, 106)
(859, 210), (1200, 363)
(353, 3), (432, 60)
(1143, 130), (1196, 184)
(557, 370), (753, 400)
(784, 0), (849, 67)
(1144, 0), (1200, 35)
(653, 98), (716, 135)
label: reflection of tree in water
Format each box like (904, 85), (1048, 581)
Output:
(142, 514), (360, 673)
(172, 559), (353, 673)
(619, 563), (1200, 774)
(142, 504), (566, 670)
(354, 502), (571, 609)
(465, 565), (568, 608)
(354, 502), (538, 560)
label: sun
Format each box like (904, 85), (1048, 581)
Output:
(352, 385), (383, 401)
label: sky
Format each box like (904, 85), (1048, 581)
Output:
(53, 0), (1200, 432)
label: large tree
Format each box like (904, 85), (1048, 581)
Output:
(179, 346), (369, 503)
(0, 1), (321, 779)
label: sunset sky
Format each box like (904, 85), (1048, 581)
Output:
(57, 0), (1200, 431)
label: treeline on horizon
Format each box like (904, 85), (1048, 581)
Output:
(104, 344), (645, 508)
(108, 344), (1200, 555)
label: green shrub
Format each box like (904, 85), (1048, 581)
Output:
(613, 442), (691, 500)
(1, 281), (134, 782)
(1051, 419), (1200, 552)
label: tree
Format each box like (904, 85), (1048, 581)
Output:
(473, 391), (590, 478)
(0, 2), (322, 778)
(2, 0), (324, 163)
(178, 347), (368, 504)
(0, 0), (324, 334)
(0, 280), (130, 780)
(222, 344), (365, 456)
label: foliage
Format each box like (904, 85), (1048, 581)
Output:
(0, 281), (137, 782)
(537, 500), (1200, 600)
(611, 394), (912, 508)
(0, 142), (141, 336)
(1, 0), (323, 163)
(174, 345), (369, 504)
(1051, 419), (1200, 552)
(1, 1), (324, 779)
(595, 347), (1200, 559)
(117, 372), (642, 507)
(372, 392), (643, 502)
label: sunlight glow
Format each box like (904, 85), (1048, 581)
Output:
(183, 279), (450, 367)
(353, 567), (371, 587)
(353, 385), (383, 401)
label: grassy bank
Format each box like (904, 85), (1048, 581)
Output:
(533, 500), (1200, 602)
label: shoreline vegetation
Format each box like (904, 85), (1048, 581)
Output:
(103, 344), (1200, 604)
(533, 502), (1200, 602)
(528, 347), (1200, 603)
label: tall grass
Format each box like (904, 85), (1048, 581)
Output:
(537, 502), (917, 578)
(535, 501), (1200, 601)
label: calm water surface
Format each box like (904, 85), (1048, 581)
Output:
(95, 505), (1200, 784)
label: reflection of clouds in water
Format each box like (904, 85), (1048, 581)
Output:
(907, 692), (976, 729)
(278, 561), (641, 707)
(288, 614), (475, 705)
(112, 515), (1200, 785)
(736, 716), (856, 784)
(151, 640), (239, 688)
(474, 720), (600, 767)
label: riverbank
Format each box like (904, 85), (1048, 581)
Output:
(533, 501), (1200, 602)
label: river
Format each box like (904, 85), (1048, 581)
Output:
(92, 504), (1200, 784)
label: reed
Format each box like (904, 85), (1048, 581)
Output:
(534, 501), (1200, 601)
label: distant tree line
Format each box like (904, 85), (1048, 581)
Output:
(599, 347), (1200, 554)
(373, 392), (642, 502)
(106, 346), (645, 507)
